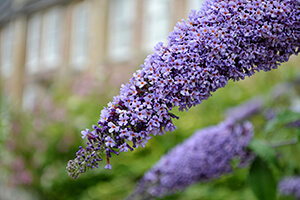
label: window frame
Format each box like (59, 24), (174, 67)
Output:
(41, 6), (63, 69)
(142, 0), (171, 51)
(108, 0), (136, 62)
(1, 22), (14, 78)
(70, 1), (90, 70)
(26, 12), (42, 74)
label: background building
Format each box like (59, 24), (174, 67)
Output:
(0, 0), (204, 111)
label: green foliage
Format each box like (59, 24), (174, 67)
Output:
(248, 157), (277, 200)
(265, 109), (300, 134)
(248, 139), (280, 169)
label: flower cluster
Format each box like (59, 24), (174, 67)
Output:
(127, 120), (254, 199)
(67, 0), (300, 178)
(278, 176), (300, 199)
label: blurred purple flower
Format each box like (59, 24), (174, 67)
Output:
(127, 120), (254, 200)
(9, 157), (33, 186)
(287, 120), (300, 128)
(278, 176), (300, 199)
(225, 97), (264, 121)
(271, 82), (293, 100)
(72, 73), (97, 97)
(10, 170), (33, 186)
(67, 0), (300, 178)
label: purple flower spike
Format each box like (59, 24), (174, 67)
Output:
(67, 0), (300, 178)
(278, 176), (300, 199)
(127, 120), (254, 199)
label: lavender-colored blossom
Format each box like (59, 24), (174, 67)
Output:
(105, 164), (112, 170)
(278, 176), (300, 199)
(80, 129), (89, 139)
(67, 0), (300, 178)
(108, 122), (119, 133)
(105, 136), (115, 148)
(119, 142), (129, 152)
(127, 120), (254, 200)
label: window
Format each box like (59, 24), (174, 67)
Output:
(42, 6), (62, 68)
(187, 0), (204, 13)
(143, 0), (171, 51)
(26, 12), (42, 74)
(71, 1), (89, 70)
(1, 22), (14, 78)
(108, 0), (136, 62)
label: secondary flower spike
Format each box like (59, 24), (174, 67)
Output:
(127, 120), (254, 200)
(67, 0), (300, 178)
(278, 176), (300, 199)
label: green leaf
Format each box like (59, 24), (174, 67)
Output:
(296, 127), (300, 144)
(248, 139), (280, 169)
(248, 157), (277, 200)
(230, 157), (241, 170)
(265, 109), (300, 133)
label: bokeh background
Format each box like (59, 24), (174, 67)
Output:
(0, 0), (299, 200)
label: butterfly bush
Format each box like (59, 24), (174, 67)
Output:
(278, 176), (300, 199)
(67, 0), (300, 178)
(127, 120), (254, 199)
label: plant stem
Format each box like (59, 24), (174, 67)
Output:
(270, 138), (298, 148)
